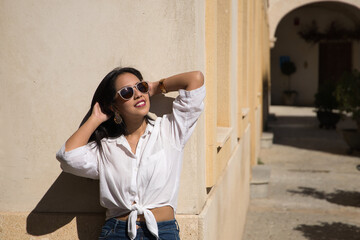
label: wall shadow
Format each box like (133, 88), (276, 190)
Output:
(287, 186), (360, 208)
(149, 94), (175, 117)
(294, 222), (360, 240)
(268, 114), (360, 157)
(27, 172), (105, 239)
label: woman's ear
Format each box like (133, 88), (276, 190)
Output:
(110, 105), (115, 112)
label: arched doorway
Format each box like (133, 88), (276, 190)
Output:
(269, 1), (360, 106)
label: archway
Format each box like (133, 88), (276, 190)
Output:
(269, 1), (360, 105)
(269, 0), (360, 43)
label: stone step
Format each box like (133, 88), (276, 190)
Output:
(261, 132), (274, 149)
(250, 165), (271, 199)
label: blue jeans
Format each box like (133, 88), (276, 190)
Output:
(98, 218), (180, 240)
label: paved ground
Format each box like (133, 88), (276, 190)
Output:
(243, 106), (360, 240)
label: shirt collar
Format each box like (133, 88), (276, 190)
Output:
(144, 119), (155, 135)
(116, 120), (154, 145)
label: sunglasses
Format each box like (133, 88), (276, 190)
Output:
(117, 81), (149, 100)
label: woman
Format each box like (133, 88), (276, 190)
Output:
(56, 67), (205, 240)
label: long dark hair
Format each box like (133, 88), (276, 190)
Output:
(80, 67), (150, 151)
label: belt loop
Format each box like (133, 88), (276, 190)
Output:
(113, 218), (119, 232)
(175, 219), (180, 232)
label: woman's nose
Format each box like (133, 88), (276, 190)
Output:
(133, 87), (142, 99)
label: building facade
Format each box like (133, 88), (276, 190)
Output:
(0, 0), (270, 239)
(269, 0), (360, 106)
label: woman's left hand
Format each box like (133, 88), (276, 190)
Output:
(148, 81), (159, 97)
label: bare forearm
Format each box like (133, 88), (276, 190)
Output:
(64, 102), (109, 152)
(151, 71), (204, 96)
(64, 116), (102, 152)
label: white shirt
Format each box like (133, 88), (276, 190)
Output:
(56, 84), (205, 239)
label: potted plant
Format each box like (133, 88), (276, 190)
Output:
(281, 60), (297, 105)
(335, 70), (360, 153)
(314, 82), (341, 129)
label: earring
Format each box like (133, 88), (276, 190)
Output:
(114, 112), (123, 124)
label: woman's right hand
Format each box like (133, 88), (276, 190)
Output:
(65, 102), (110, 152)
(91, 102), (110, 124)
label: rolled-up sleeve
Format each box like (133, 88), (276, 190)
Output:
(56, 142), (99, 179)
(163, 84), (206, 148)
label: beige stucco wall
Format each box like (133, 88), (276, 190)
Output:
(0, 0), (206, 238)
(202, 0), (269, 239)
(0, 0), (206, 212)
(200, 126), (251, 240)
(269, 1), (360, 105)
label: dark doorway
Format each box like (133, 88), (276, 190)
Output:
(319, 41), (352, 86)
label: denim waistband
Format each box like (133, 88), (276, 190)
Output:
(105, 218), (178, 230)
